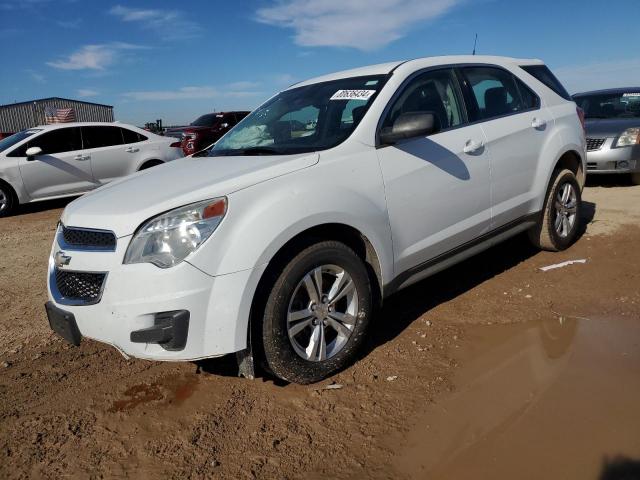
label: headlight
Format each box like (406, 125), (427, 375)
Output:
(616, 128), (640, 147)
(124, 197), (227, 268)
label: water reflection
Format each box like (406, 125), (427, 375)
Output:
(395, 316), (640, 479)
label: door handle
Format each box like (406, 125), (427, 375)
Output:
(532, 118), (547, 129)
(463, 139), (484, 154)
(125, 147), (139, 153)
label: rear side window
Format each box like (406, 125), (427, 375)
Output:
(462, 66), (539, 121)
(521, 65), (572, 101)
(82, 126), (124, 149)
(22, 127), (82, 155)
(121, 127), (146, 144)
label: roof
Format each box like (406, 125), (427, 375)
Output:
(25, 121), (134, 130)
(573, 87), (640, 97)
(290, 55), (544, 89)
(0, 97), (113, 109)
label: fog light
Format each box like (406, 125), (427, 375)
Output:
(617, 161), (630, 169)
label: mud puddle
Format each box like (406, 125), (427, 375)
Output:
(394, 315), (640, 479)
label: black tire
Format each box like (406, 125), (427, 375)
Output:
(139, 160), (163, 170)
(259, 241), (372, 384)
(0, 182), (16, 218)
(631, 173), (640, 186)
(529, 168), (582, 251)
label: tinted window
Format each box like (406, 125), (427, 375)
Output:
(521, 65), (572, 101)
(191, 114), (223, 127)
(383, 68), (465, 132)
(2, 129), (41, 155)
(573, 92), (640, 119)
(82, 126), (124, 149)
(121, 127), (146, 144)
(463, 67), (538, 120)
(26, 127), (82, 155)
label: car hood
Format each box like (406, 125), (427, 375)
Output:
(585, 118), (640, 137)
(61, 152), (319, 237)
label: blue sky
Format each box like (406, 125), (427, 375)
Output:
(1, 0), (639, 126)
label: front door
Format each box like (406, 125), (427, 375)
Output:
(376, 68), (492, 275)
(18, 126), (96, 199)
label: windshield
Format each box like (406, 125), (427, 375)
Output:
(574, 92), (640, 119)
(191, 114), (224, 127)
(210, 75), (389, 156)
(0, 129), (41, 153)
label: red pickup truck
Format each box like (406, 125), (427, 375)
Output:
(165, 111), (249, 156)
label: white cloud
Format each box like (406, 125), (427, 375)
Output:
(227, 81), (261, 90)
(26, 69), (45, 83)
(46, 42), (145, 71)
(77, 88), (99, 97)
(109, 5), (201, 40)
(256, 0), (461, 50)
(121, 86), (263, 102)
(554, 58), (640, 94)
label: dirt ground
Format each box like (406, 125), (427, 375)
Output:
(1, 176), (639, 479)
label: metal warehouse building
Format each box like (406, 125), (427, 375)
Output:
(0, 97), (114, 137)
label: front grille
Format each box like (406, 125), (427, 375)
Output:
(61, 225), (116, 250)
(55, 269), (107, 304)
(586, 138), (605, 151)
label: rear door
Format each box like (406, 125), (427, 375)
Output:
(15, 127), (95, 199)
(376, 68), (492, 275)
(459, 66), (552, 227)
(82, 126), (139, 184)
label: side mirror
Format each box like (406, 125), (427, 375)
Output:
(379, 112), (438, 145)
(25, 146), (42, 161)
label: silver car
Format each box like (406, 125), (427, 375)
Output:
(573, 88), (640, 184)
(0, 122), (184, 216)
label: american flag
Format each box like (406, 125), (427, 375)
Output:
(44, 106), (76, 124)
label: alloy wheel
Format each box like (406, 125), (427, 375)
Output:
(554, 182), (577, 238)
(287, 264), (358, 362)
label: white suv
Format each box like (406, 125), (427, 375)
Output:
(45, 56), (586, 384)
(0, 122), (183, 216)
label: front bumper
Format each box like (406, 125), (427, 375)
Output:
(47, 231), (265, 361)
(586, 138), (640, 174)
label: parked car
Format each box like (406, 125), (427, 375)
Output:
(45, 56), (585, 384)
(573, 88), (640, 184)
(165, 111), (250, 156)
(0, 122), (183, 217)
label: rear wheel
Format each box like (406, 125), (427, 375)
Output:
(259, 241), (372, 384)
(0, 183), (16, 218)
(529, 169), (582, 251)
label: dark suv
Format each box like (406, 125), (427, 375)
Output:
(165, 111), (249, 156)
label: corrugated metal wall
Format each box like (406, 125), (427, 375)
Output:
(0, 98), (114, 133)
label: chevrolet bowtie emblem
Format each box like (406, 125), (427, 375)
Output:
(54, 251), (72, 268)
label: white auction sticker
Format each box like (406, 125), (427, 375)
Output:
(330, 89), (376, 101)
(622, 93), (640, 97)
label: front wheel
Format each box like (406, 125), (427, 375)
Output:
(0, 183), (16, 218)
(259, 241), (373, 384)
(529, 169), (582, 251)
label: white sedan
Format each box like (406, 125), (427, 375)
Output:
(0, 122), (184, 216)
